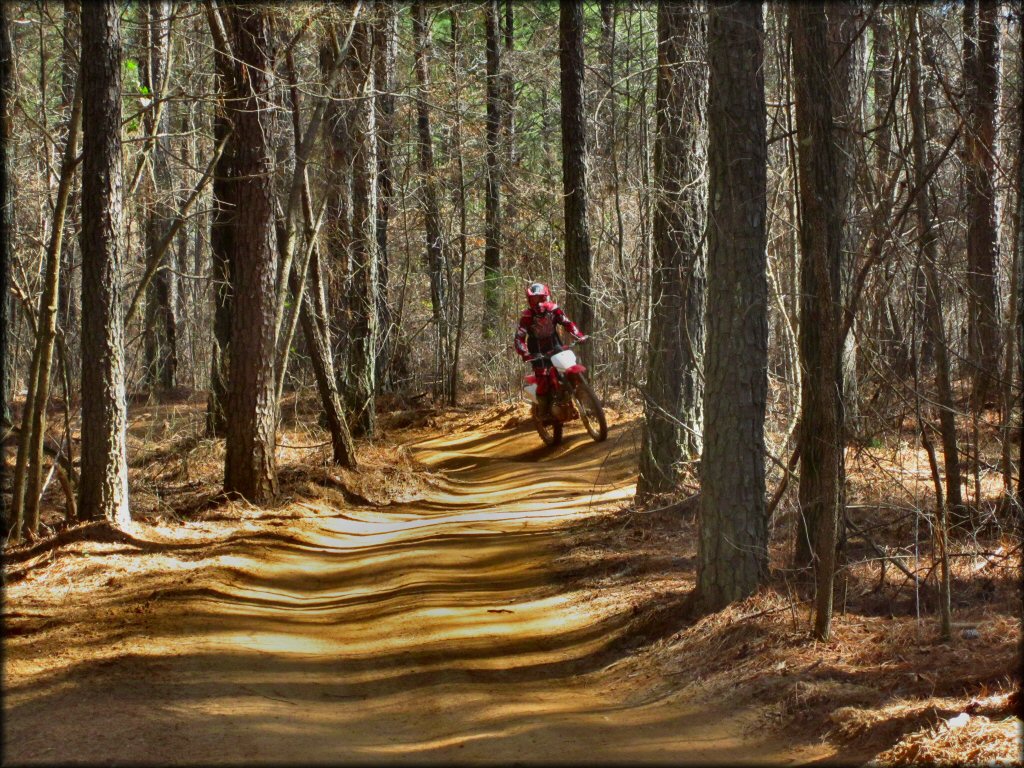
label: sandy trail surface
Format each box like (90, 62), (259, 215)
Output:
(3, 415), (837, 764)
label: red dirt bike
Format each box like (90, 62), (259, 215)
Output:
(522, 342), (608, 447)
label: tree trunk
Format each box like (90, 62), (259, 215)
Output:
(963, 0), (1001, 408)
(222, 7), (279, 503)
(142, 1), (177, 395)
(1017, 31), (1024, 520)
(636, 1), (706, 501)
(449, 8), (469, 406)
(503, 0), (515, 166)
(19, 82), (82, 538)
(908, 7), (966, 521)
(206, 39), (235, 438)
(324, 32), (355, 389)
(343, 12), (378, 437)
(291, 245), (357, 468)
(827, 2), (864, 431)
(791, 4), (845, 641)
(559, 0), (594, 350)
(373, 3), (397, 390)
(412, 2), (451, 401)
(0, 0), (13, 531)
(58, 0), (80, 385)
(482, 0), (502, 339)
(78, 0), (130, 528)
(694, 1), (769, 614)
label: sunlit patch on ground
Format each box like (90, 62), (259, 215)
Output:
(1, 400), (838, 764)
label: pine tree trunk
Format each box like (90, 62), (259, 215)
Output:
(791, 4), (845, 641)
(343, 13), (378, 437)
(449, 8), (469, 406)
(57, 0), (80, 382)
(222, 7), (279, 503)
(694, 2), (769, 614)
(963, 0), (1001, 408)
(559, 0), (594, 349)
(374, 3), (397, 390)
(412, 2), (451, 401)
(636, 1), (706, 501)
(482, 0), (502, 338)
(324, 28), (357, 399)
(828, 2), (864, 432)
(206, 40), (235, 438)
(0, 0), (13, 531)
(78, 0), (130, 528)
(1017, 34), (1024, 519)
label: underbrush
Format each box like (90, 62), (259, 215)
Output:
(553, 407), (1022, 766)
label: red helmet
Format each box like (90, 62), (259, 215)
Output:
(526, 282), (550, 310)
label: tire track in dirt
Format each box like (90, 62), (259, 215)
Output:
(3, 419), (836, 764)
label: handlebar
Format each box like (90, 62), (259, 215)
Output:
(524, 338), (585, 364)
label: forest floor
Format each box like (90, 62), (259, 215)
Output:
(2, 393), (1021, 765)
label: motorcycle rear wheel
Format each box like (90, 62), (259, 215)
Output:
(573, 377), (608, 442)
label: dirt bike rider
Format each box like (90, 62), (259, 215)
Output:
(514, 283), (588, 422)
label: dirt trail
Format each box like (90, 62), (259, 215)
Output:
(3, 415), (837, 764)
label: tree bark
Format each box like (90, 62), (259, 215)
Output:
(449, 8), (469, 406)
(963, 0), (1001, 408)
(412, 2), (451, 401)
(827, 2), (864, 431)
(373, 2), (397, 390)
(342, 12), (378, 437)
(78, 0), (130, 527)
(206, 34), (236, 438)
(482, 0), (502, 338)
(58, 0), (80, 382)
(222, 7), (280, 503)
(694, 1), (769, 614)
(559, 0), (594, 350)
(1017, 28), (1024, 520)
(791, 4), (845, 641)
(20, 82), (82, 538)
(636, 1), (706, 500)
(0, 0), (13, 531)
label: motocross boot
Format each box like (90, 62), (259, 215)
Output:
(537, 392), (554, 423)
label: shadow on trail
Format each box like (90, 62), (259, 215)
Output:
(5, 414), (822, 764)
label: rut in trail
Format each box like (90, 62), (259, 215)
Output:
(3, 416), (833, 764)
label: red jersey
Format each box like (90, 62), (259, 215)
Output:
(514, 302), (584, 359)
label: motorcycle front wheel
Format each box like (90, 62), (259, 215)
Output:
(573, 377), (608, 442)
(533, 405), (563, 446)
